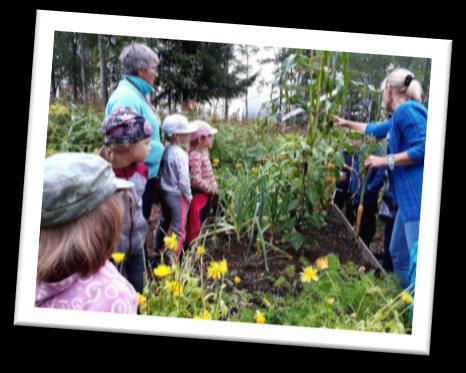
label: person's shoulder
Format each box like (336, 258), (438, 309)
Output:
(108, 84), (142, 110)
(396, 100), (425, 116)
(189, 149), (202, 160)
(134, 162), (148, 179)
(88, 262), (138, 313)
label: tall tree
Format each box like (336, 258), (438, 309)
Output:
(78, 33), (87, 102)
(237, 44), (260, 120)
(71, 33), (78, 101)
(98, 34), (108, 105)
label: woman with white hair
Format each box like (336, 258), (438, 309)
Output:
(331, 68), (427, 289)
(105, 42), (164, 220)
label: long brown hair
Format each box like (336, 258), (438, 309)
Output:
(38, 193), (124, 283)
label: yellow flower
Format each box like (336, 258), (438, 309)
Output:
(195, 246), (205, 259)
(207, 259), (228, 280)
(112, 252), (125, 264)
(234, 276), (241, 285)
(154, 264), (172, 278)
(255, 310), (266, 324)
(401, 291), (414, 304)
(212, 159), (220, 168)
(300, 266), (319, 283)
(262, 297), (271, 308)
(327, 297), (335, 306)
(261, 156), (270, 163)
(165, 280), (184, 296)
(164, 233), (178, 251)
(326, 161), (337, 170)
(315, 256), (329, 270)
(351, 312), (357, 318)
(194, 309), (212, 320)
(137, 293), (147, 307)
(251, 166), (260, 173)
(235, 162), (243, 169)
(219, 259), (228, 274)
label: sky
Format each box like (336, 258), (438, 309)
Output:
(204, 46), (277, 120)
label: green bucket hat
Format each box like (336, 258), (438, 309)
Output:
(41, 153), (134, 227)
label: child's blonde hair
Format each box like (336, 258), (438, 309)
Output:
(38, 193), (124, 283)
(381, 68), (423, 103)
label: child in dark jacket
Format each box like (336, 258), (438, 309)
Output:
(347, 151), (385, 247)
(101, 107), (153, 293)
(333, 150), (352, 211)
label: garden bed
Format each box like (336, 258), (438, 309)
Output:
(188, 206), (385, 295)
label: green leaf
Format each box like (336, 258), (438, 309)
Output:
(290, 232), (304, 251)
(287, 199), (300, 212)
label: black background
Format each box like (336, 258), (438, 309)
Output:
(6, 3), (461, 367)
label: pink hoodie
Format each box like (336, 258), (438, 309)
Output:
(35, 261), (138, 313)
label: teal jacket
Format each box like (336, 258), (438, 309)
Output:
(105, 75), (164, 179)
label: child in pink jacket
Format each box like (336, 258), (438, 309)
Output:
(36, 153), (138, 313)
(186, 120), (219, 245)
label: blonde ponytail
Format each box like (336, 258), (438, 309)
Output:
(382, 68), (423, 103)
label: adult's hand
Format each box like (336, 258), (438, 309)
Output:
(330, 115), (368, 134)
(364, 155), (387, 170)
(330, 115), (349, 128)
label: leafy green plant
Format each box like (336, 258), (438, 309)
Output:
(47, 100), (104, 156)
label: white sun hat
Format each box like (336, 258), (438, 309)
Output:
(189, 120), (218, 142)
(162, 114), (199, 136)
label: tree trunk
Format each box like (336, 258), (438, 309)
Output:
(72, 34), (78, 102)
(78, 34), (87, 103)
(224, 98), (229, 122)
(168, 91), (172, 113)
(245, 46), (249, 121)
(51, 68), (57, 98)
(98, 35), (109, 106)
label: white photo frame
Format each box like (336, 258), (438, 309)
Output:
(15, 10), (452, 355)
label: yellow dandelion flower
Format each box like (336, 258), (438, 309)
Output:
(235, 162), (243, 169)
(164, 233), (178, 251)
(251, 166), (260, 173)
(112, 252), (125, 264)
(255, 310), (266, 324)
(234, 276), (241, 285)
(262, 297), (271, 308)
(327, 298), (335, 306)
(194, 309), (212, 320)
(300, 266), (319, 283)
(137, 293), (147, 307)
(351, 312), (357, 318)
(219, 259), (228, 275)
(207, 260), (228, 280)
(212, 159), (220, 168)
(315, 257), (329, 270)
(195, 246), (205, 259)
(154, 264), (172, 278)
(400, 291), (414, 304)
(165, 280), (184, 296)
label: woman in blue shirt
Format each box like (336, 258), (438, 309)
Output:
(331, 68), (427, 289)
(105, 43), (165, 220)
